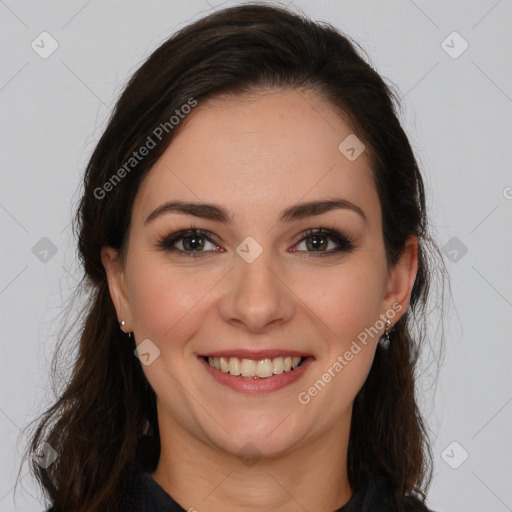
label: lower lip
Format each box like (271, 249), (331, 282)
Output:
(198, 356), (314, 394)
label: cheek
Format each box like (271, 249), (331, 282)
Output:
(290, 262), (384, 406)
(296, 270), (380, 423)
(297, 261), (384, 349)
(126, 254), (220, 349)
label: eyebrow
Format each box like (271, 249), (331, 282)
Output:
(144, 198), (367, 226)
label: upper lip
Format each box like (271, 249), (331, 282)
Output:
(199, 349), (314, 359)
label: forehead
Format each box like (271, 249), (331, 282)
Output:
(133, 89), (380, 227)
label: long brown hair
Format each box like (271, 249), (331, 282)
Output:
(18, 3), (447, 511)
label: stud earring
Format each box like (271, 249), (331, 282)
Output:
(119, 320), (133, 339)
(378, 320), (393, 350)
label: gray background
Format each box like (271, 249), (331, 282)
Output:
(1, 1), (511, 511)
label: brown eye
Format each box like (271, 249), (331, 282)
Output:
(292, 228), (355, 255)
(156, 227), (354, 258)
(157, 229), (221, 256)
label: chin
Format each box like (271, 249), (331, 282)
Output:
(199, 413), (307, 461)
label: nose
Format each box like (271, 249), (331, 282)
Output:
(218, 246), (295, 333)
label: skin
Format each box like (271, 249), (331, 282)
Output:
(102, 88), (418, 512)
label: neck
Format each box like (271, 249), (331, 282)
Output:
(151, 405), (353, 512)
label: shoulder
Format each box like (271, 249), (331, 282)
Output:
(402, 495), (437, 512)
(41, 458), (146, 512)
(366, 476), (436, 512)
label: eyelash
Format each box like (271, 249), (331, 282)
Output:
(155, 225), (355, 258)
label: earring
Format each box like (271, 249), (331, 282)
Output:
(119, 320), (133, 339)
(378, 320), (393, 350)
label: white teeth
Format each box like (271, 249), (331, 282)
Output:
(228, 357), (240, 375)
(207, 355), (304, 378)
(273, 357), (284, 374)
(219, 357), (229, 372)
(256, 359), (273, 378)
(241, 359), (256, 377)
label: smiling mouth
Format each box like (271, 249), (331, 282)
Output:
(204, 356), (305, 379)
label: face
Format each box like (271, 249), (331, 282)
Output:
(102, 88), (417, 460)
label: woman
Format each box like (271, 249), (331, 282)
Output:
(21, 3), (446, 511)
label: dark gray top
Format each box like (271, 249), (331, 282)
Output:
(45, 457), (435, 511)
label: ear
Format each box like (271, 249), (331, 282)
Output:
(381, 235), (419, 322)
(101, 246), (133, 332)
